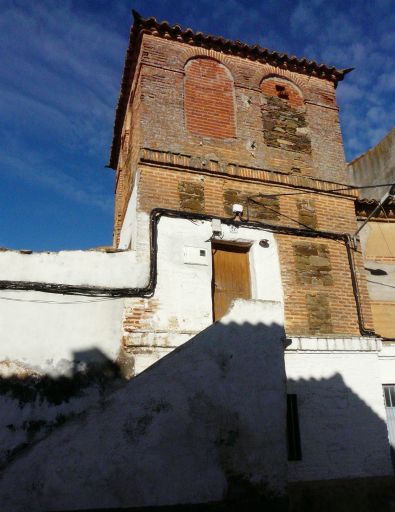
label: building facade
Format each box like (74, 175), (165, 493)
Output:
(0, 12), (394, 511)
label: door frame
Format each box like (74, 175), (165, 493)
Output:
(211, 240), (253, 322)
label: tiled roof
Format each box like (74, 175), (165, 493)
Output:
(108, 10), (352, 170)
(356, 197), (395, 205)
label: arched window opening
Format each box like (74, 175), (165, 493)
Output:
(184, 58), (236, 139)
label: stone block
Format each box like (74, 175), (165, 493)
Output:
(179, 180), (205, 213)
(294, 243), (333, 285)
(306, 292), (333, 334)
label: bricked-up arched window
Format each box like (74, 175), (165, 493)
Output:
(184, 58), (236, 139)
(260, 77), (311, 155)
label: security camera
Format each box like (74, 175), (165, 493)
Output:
(232, 204), (243, 216)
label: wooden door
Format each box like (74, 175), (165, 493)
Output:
(212, 243), (251, 321)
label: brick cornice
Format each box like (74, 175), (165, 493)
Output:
(139, 147), (358, 198)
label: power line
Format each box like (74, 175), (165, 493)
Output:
(0, 295), (121, 305)
(251, 182), (395, 199)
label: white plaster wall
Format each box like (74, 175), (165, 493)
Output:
(0, 291), (124, 374)
(0, 249), (148, 288)
(0, 216), (284, 376)
(124, 217), (284, 373)
(154, 217), (283, 332)
(379, 343), (395, 384)
(0, 300), (288, 512)
(285, 343), (393, 482)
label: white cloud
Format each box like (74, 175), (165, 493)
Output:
(0, 1), (122, 213)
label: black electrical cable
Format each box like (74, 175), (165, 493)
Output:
(0, 208), (376, 337)
(246, 196), (315, 231)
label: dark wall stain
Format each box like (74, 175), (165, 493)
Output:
(0, 359), (122, 406)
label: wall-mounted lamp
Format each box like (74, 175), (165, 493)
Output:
(232, 203), (243, 221)
(259, 239), (270, 248)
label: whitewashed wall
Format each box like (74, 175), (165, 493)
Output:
(155, 217), (284, 327)
(379, 343), (395, 384)
(0, 300), (288, 512)
(0, 291), (124, 374)
(0, 249), (148, 288)
(123, 216), (285, 374)
(285, 338), (393, 482)
(1, 202), (394, 492)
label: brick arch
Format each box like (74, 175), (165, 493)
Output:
(179, 46), (236, 77)
(184, 57), (236, 139)
(260, 66), (306, 89)
(184, 55), (235, 81)
(260, 75), (304, 108)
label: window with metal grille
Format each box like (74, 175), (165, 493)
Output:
(287, 394), (302, 461)
(383, 385), (395, 407)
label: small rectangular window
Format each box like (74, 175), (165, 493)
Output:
(383, 385), (395, 407)
(287, 394), (302, 461)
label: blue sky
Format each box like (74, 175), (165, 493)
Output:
(1, 0), (394, 250)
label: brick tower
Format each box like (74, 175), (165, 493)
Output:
(108, 11), (373, 349)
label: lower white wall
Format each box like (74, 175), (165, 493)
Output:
(0, 249), (149, 288)
(0, 300), (289, 512)
(1, 211), (394, 490)
(0, 291), (124, 375)
(285, 339), (393, 482)
(379, 343), (395, 384)
(0, 292), (125, 470)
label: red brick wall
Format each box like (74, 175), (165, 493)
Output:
(113, 74), (143, 246)
(111, 33), (369, 335)
(135, 164), (373, 336)
(113, 35), (349, 241)
(133, 35), (346, 180)
(184, 58), (236, 139)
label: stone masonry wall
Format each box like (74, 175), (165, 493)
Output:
(260, 78), (313, 176)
